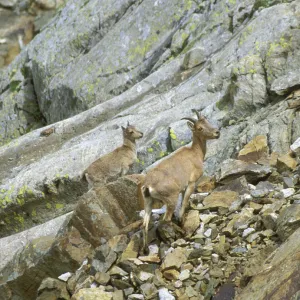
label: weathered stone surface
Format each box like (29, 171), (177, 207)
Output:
(290, 137), (300, 156)
(182, 210), (200, 237)
(276, 204), (300, 241)
(0, 212), (71, 271)
(197, 176), (216, 193)
(71, 288), (113, 300)
(37, 277), (70, 300)
(158, 288), (175, 300)
(215, 176), (249, 195)
(237, 227), (300, 300)
(0, 0), (17, 7)
(94, 272), (110, 285)
(108, 235), (129, 254)
(277, 153), (298, 172)
(141, 282), (158, 299)
(71, 176), (141, 247)
(217, 159), (272, 184)
(161, 247), (188, 271)
(0, 226), (91, 299)
(2, 3), (300, 300)
(1, 0), (300, 243)
(238, 135), (269, 163)
(182, 47), (206, 70)
(202, 191), (239, 210)
(119, 234), (140, 262)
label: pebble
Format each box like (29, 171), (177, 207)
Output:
(242, 228), (255, 238)
(281, 188), (295, 198)
(58, 272), (72, 282)
(158, 288), (175, 300)
(178, 269), (190, 281)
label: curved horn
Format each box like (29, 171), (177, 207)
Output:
(191, 109), (201, 120)
(181, 117), (196, 123)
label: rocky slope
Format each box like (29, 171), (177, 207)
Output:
(1, 0), (300, 299)
(0, 0), (66, 68)
(0, 0), (300, 238)
(1, 136), (299, 299)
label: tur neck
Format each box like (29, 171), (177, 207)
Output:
(123, 137), (136, 152)
(191, 135), (206, 158)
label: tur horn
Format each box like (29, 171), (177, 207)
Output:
(191, 109), (201, 120)
(181, 117), (196, 123)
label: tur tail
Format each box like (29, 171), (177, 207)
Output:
(143, 186), (151, 197)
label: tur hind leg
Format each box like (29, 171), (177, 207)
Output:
(178, 182), (195, 222)
(162, 195), (178, 222)
(142, 194), (153, 253)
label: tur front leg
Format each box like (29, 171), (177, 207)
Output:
(178, 182), (195, 222)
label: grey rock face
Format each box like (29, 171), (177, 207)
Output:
(217, 159), (272, 183)
(0, 212), (72, 270)
(276, 204), (300, 241)
(1, 5), (300, 299)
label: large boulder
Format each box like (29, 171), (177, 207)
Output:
(0, 0), (300, 238)
(216, 159), (272, 184)
(0, 212), (72, 271)
(71, 175), (143, 247)
(276, 204), (300, 241)
(0, 226), (92, 300)
(237, 226), (300, 300)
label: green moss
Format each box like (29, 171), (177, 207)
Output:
(10, 81), (22, 92)
(184, 0), (193, 11)
(72, 32), (90, 51)
(266, 36), (292, 57)
(16, 185), (34, 206)
(32, 209), (37, 217)
(14, 213), (25, 228)
(129, 33), (159, 61)
(159, 151), (168, 158)
(239, 25), (253, 46)
(46, 203), (52, 209)
(55, 203), (64, 209)
(181, 32), (189, 41)
(189, 23), (197, 32)
(253, 0), (271, 10)
(170, 133), (177, 140)
(9, 69), (17, 79)
(0, 186), (15, 208)
(147, 148), (154, 153)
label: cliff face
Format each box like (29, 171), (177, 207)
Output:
(0, 0), (300, 299)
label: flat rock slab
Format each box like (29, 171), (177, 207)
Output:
(0, 226), (92, 300)
(161, 247), (188, 271)
(217, 159), (272, 184)
(71, 288), (113, 300)
(0, 212), (72, 270)
(71, 175), (141, 247)
(237, 227), (300, 300)
(182, 210), (200, 236)
(203, 191), (239, 209)
(238, 135), (269, 163)
(276, 204), (300, 241)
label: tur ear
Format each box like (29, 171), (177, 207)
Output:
(127, 121), (130, 127)
(187, 121), (195, 131)
(121, 126), (126, 131)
